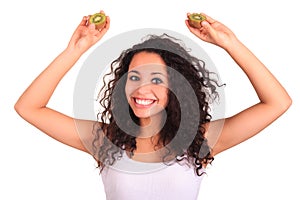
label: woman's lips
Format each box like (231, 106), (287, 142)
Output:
(133, 97), (156, 108)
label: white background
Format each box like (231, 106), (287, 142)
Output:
(1, 0), (299, 199)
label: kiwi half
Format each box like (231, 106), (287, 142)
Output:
(188, 13), (206, 28)
(89, 13), (107, 29)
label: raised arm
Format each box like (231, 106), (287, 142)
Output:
(185, 13), (292, 156)
(14, 12), (110, 153)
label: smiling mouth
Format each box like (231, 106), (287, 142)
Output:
(133, 98), (156, 106)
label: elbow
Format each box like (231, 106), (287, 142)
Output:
(14, 100), (29, 118)
(278, 95), (292, 114)
(285, 96), (292, 110)
(264, 94), (292, 117)
(14, 101), (24, 117)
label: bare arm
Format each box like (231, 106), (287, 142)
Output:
(186, 13), (292, 156)
(14, 12), (110, 153)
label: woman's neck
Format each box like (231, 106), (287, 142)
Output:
(138, 112), (166, 138)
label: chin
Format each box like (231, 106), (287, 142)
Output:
(133, 109), (165, 120)
(132, 111), (152, 119)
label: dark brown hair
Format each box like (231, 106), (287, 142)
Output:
(93, 34), (220, 176)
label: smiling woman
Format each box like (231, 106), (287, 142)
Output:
(14, 11), (291, 200)
(126, 52), (169, 121)
(94, 34), (219, 172)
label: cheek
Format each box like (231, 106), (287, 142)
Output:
(157, 87), (169, 106)
(125, 81), (135, 98)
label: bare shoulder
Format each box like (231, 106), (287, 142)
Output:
(74, 119), (105, 154)
(203, 119), (226, 156)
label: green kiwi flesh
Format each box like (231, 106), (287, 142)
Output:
(188, 13), (206, 28)
(89, 13), (106, 29)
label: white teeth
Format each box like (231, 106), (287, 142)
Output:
(135, 98), (155, 106)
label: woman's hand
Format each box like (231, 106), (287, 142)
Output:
(67, 11), (110, 54)
(189, 13), (292, 156)
(14, 11), (111, 154)
(185, 13), (237, 50)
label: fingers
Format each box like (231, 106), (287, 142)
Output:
(199, 13), (216, 24)
(185, 12), (216, 35)
(186, 12), (216, 26)
(84, 10), (110, 36)
(103, 15), (110, 30)
(95, 16), (110, 37)
(185, 19), (197, 32)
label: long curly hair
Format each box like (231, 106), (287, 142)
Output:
(92, 34), (220, 176)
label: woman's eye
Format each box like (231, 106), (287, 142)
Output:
(129, 76), (140, 81)
(151, 78), (163, 84)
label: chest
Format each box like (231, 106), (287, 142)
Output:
(101, 159), (205, 200)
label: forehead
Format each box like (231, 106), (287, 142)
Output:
(128, 51), (166, 72)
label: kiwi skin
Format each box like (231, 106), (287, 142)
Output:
(89, 13), (107, 29)
(188, 13), (206, 28)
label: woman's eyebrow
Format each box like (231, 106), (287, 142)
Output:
(128, 70), (166, 76)
(151, 72), (167, 77)
(128, 70), (140, 74)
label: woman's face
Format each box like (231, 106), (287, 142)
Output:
(125, 51), (169, 119)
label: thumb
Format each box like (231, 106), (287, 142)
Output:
(201, 20), (217, 40)
(201, 21), (213, 32)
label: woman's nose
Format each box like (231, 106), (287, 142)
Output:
(135, 82), (152, 94)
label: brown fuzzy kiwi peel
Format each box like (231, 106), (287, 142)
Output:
(188, 13), (206, 28)
(89, 13), (107, 29)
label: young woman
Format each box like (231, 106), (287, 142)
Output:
(14, 11), (292, 199)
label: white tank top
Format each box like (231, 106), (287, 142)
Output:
(101, 152), (206, 200)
